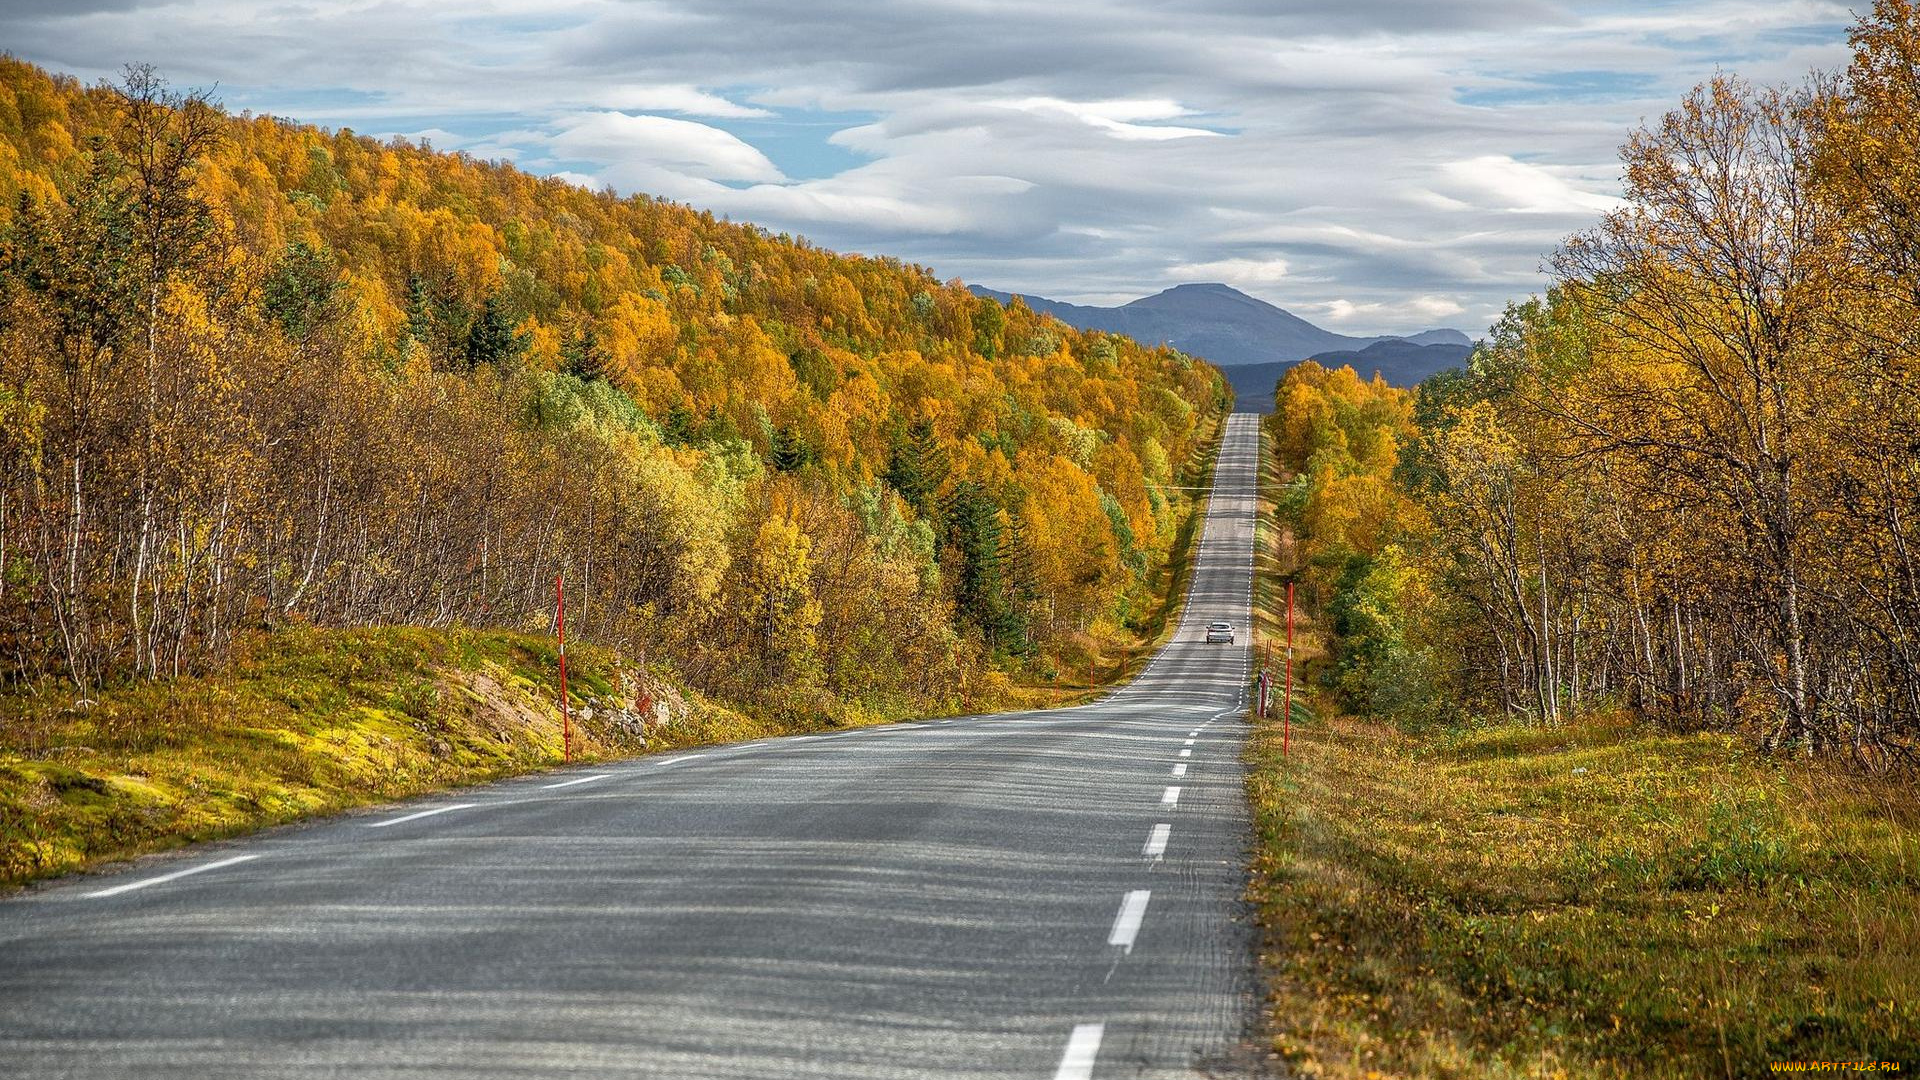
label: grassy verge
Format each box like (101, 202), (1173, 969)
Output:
(1244, 419), (1920, 1077)
(0, 625), (768, 889)
(1246, 711), (1920, 1077)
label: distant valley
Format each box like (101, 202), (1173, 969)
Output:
(970, 282), (1475, 410)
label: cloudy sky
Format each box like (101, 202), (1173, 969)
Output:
(0, 0), (1853, 335)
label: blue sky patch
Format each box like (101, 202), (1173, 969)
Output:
(1456, 70), (1660, 108)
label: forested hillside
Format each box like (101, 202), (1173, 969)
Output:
(0, 57), (1226, 720)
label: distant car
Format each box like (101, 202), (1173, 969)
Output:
(1205, 622), (1235, 643)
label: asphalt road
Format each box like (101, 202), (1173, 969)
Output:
(0, 412), (1265, 1080)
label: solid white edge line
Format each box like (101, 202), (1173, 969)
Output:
(541, 774), (611, 790)
(1161, 785), (1181, 806)
(1144, 822), (1171, 859)
(85, 854), (260, 898)
(1109, 889), (1152, 951)
(1055, 1023), (1105, 1080)
(366, 803), (476, 829)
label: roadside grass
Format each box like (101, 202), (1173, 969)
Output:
(0, 625), (762, 890)
(1246, 708), (1920, 1077)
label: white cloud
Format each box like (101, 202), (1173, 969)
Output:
(599, 84), (773, 119)
(1409, 295), (1468, 320)
(1317, 294), (1466, 329)
(1439, 155), (1626, 215)
(996, 97), (1226, 140)
(1167, 257), (1292, 284)
(550, 111), (784, 184)
(548, 170), (602, 191)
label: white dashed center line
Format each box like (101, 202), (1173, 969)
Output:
(1055, 1023), (1105, 1080)
(1143, 823), (1171, 859)
(1179, 749), (1191, 758)
(1109, 889), (1152, 952)
(1161, 786), (1182, 806)
(85, 855), (260, 899)
(367, 804), (476, 829)
(1172, 763), (1187, 777)
(541, 774), (610, 790)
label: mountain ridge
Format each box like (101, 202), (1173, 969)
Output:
(970, 282), (1475, 409)
(969, 282), (1471, 367)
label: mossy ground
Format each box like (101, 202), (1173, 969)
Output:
(1246, 710), (1920, 1077)
(0, 625), (760, 888)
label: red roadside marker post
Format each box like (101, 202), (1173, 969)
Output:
(556, 573), (571, 764)
(1283, 581), (1295, 758)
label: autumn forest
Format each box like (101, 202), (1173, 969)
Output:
(0, 57), (1226, 723)
(1271, 2), (1920, 769)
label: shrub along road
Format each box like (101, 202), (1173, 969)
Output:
(0, 415), (1265, 1080)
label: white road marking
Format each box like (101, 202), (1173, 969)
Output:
(1188, 730), (1198, 737)
(541, 774), (611, 790)
(1161, 786), (1182, 806)
(657, 753), (706, 765)
(1179, 749), (1191, 758)
(1184, 739), (1196, 746)
(1143, 823), (1171, 859)
(1055, 1023), (1105, 1080)
(1109, 889), (1152, 952)
(368, 803), (476, 828)
(1172, 763), (1187, 777)
(85, 855), (260, 898)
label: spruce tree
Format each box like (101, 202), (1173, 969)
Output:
(464, 293), (529, 369)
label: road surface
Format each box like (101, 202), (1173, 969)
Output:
(0, 412), (1265, 1079)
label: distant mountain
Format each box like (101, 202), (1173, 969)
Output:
(1222, 340), (1476, 412)
(969, 282), (1468, 368)
(1305, 339), (1475, 387)
(969, 282), (1474, 410)
(1402, 328), (1472, 347)
(1219, 362), (1299, 415)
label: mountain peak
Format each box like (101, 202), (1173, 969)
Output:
(967, 281), (1476, 413)
(1129, 282), (1261, 304)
